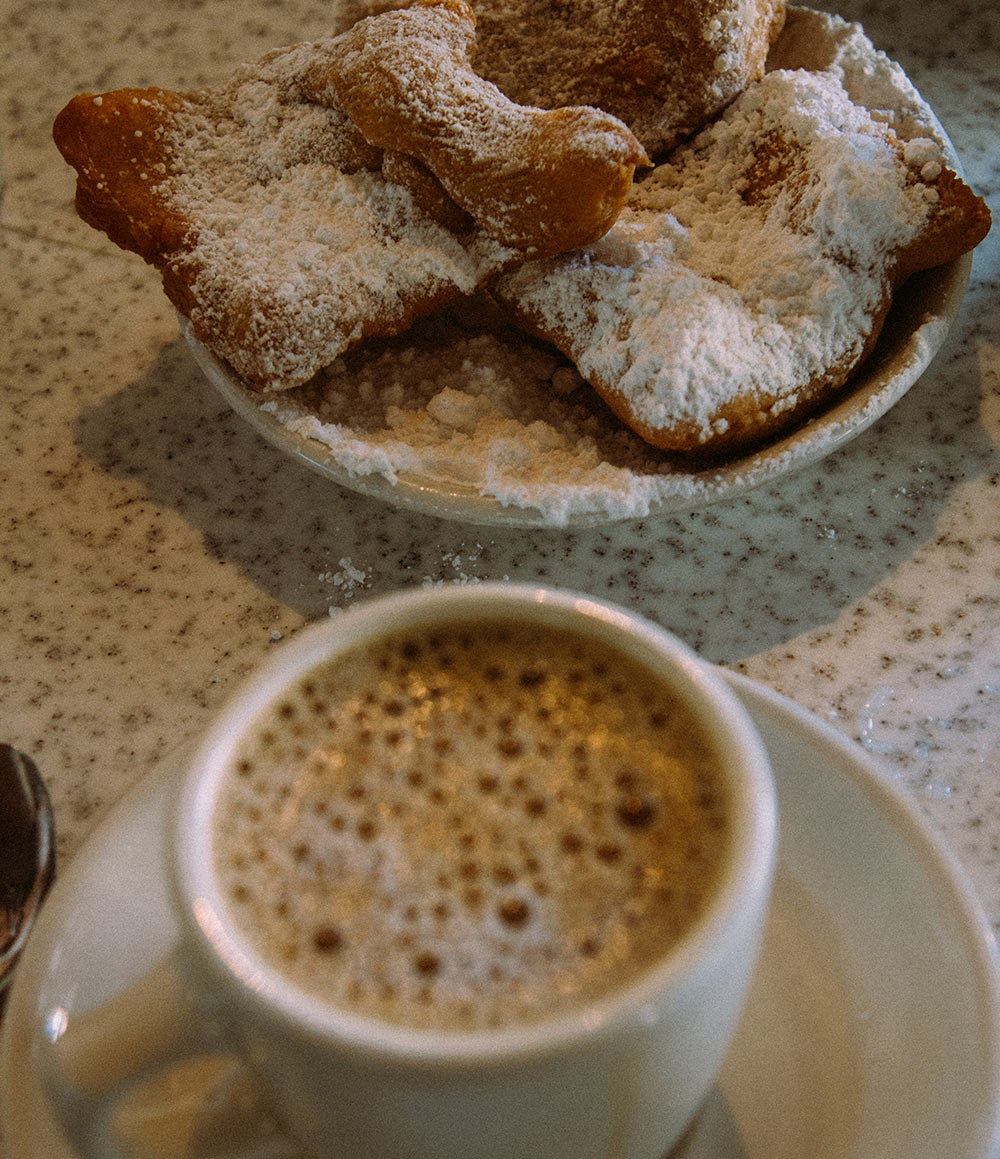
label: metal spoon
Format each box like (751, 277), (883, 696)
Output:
(0, 745), (56, 1001)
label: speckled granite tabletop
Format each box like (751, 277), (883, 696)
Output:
(2, 0), (998, 1033)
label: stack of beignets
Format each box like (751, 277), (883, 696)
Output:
(53, 0), (991, 456)
(53, 0), (645, 390)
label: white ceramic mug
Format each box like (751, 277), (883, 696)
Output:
(43, 584), (777, 1159)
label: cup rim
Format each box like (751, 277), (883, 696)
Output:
(175, 584), (777, 1065)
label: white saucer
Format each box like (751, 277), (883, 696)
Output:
(3, 671), (1000, 1158)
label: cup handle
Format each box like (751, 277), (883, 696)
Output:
(42, 949), (241, 1155)
(49, 953), (206, 1096)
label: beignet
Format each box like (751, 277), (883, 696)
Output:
(493, 69), (991, 455)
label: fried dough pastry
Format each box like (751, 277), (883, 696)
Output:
(302, 0), (648, 257)
(470, 0), (787, 159)
(52, 42), (505, 391)
(494, 69), (991, 456)
(336, 0), (786, 158)
(52, 4), (643, 391)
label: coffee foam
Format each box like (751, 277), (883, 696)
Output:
(213, 620), (727, 1030)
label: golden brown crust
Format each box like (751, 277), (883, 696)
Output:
(53, 88), (196, 263)
(470, 0), (787, 159)
(380, 150), (475, 234)
(302, 0), (649, 257)
(890, 165), (992, 282)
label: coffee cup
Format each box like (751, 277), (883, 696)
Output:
(43, 584), (777, 1158)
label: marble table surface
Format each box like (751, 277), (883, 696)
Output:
(2, 0), (998, 1050)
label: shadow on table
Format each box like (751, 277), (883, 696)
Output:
(72, 307), (997, 667)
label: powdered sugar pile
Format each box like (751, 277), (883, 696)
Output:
(257, 297), (684, 523)
(766, 7), (955, 155)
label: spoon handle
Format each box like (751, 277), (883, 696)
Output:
(0, 744), (56, 992)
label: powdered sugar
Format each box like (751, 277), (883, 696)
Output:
(766, 7), (956, 157)
(255, 297), (688, 522)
